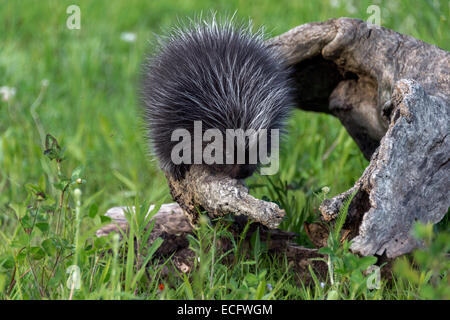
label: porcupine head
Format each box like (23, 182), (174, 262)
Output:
(141, 16), (294, 180)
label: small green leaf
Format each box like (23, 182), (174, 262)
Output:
(71, 166), (84, 181)
(245, 273), (258, 286)
(88, 203), (99, 218)
(254, 280), (266, 299)
(38, 175), (47, 192)
(0, 255), (15, 270)
(357, 256), (377, 270)
(9, 203), (27, 219)
(44, 134), (63, 162)
(350, 270), (364, 284)
(21, 215), (34, 229)
(100, 215), (111, 223)
(53, 180), (70, 191)
(94, 236), (108, 249)
(16, 249), (27, 262)
(29, 246), (45, 260)
(36, 222), (49, 233)
(41, 238), (57, 256)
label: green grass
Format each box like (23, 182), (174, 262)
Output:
(0, 0), (448, 300)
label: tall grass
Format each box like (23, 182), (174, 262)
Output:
(0, 0), (448, 299)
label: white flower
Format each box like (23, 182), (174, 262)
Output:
(346, 2), (357, 14)
(320, 282), (325, 288)
(322, 186), (330, 195)
(73, 188), (82, 198)
(120, 32), (137, 43)
(0, 86), (16, 102)
(329, 0), (340, 8)
(42, 79), (49, 87)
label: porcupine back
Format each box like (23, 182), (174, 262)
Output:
(141, 18), (293, 179)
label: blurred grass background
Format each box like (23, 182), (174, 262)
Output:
(0, 0), (448, 299)
(1, 0), (448, 215)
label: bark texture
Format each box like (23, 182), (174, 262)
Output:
(166, 165), (285, 229)
(268, 18), (449, 258)
(268, 18), (449, 158)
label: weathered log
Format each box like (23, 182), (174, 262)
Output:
(269, 18), (449, 258)
(97, 18), (449, 276)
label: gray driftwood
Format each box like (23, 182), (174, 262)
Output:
(97, 18), (449, 277)
(166, 165), (285, 229)
(268, 18), (449, 258)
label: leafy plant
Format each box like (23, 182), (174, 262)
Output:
(312, 191), (383, 299)
(393, 222), (450, 300)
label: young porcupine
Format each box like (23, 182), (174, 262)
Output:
(141, 18), (293, 179)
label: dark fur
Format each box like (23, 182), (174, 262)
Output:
(141, 19), (294, 179)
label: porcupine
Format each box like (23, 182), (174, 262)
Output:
(141, 18), (294, 180)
